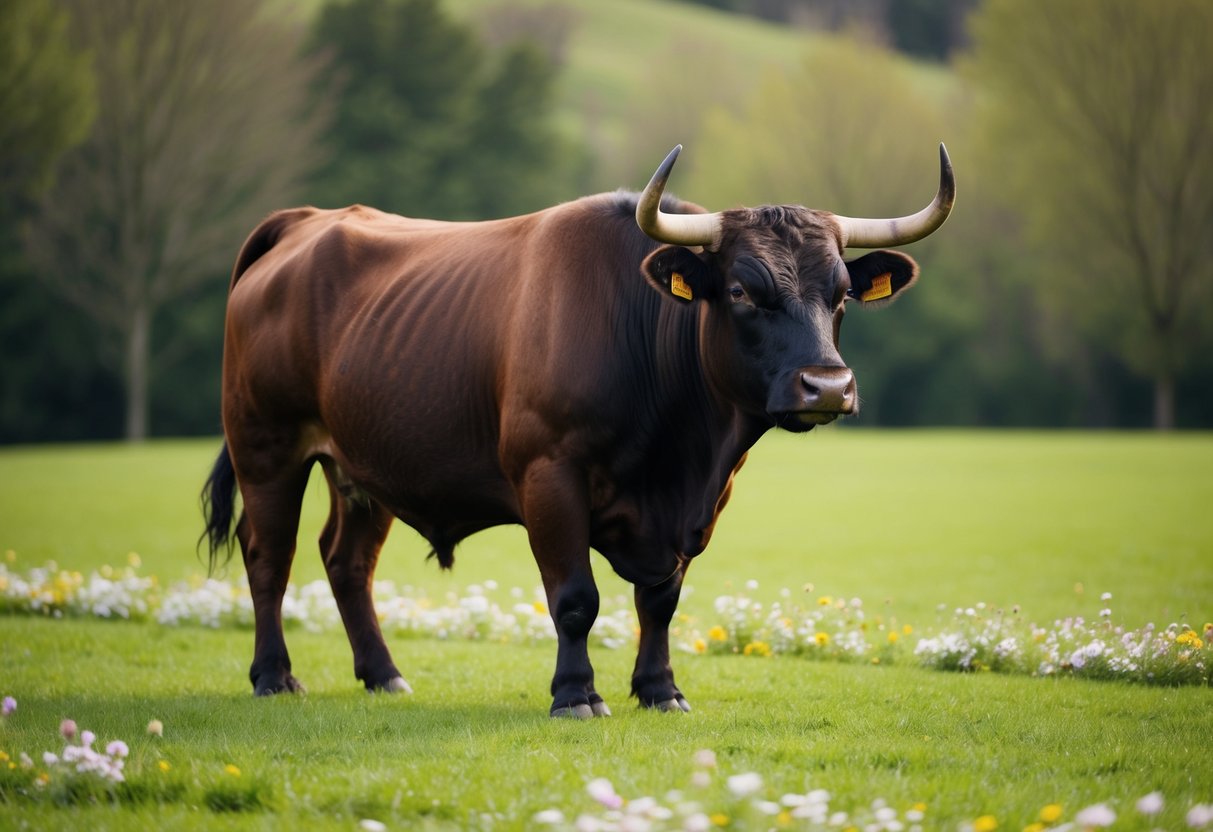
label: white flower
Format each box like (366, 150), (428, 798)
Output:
(1136, 792), (1164, 815)
(105, 740), (129, 758)
(692, 749), (716, 768)
(359, 821), (388, 832)
(745, 579), (759, 590)
(1101, 592), (1113, 601)
(1188, 804), (1213, 829)
(690, 771), (710, 788)
(726, 772), (762, 797)
(684, 813), (711, 832)
(1074, 803), (1116, 827)
(587, 777), (623, 809)
(533, 809), (565, 824)
(756, 800), (781, 815)
(43, 752), (58, 766)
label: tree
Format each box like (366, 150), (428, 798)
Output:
(22, 0), (329, 440)
(307, 0), (586, 221)
(965, 0), (1213, 429)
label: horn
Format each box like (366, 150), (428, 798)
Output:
(636, 145), (723, 249)
(835, 143), (956, 249)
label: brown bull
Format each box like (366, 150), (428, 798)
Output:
(201, 145), (955, 716)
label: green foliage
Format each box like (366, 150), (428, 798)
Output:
(964, 0), (1213, 426)
(307, 0), (586, 219)
(0, 0), (95, 206)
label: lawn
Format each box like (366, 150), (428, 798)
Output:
(1, 431), (1211, 830)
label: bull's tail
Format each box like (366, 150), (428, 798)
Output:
(199, 442), (239, 575)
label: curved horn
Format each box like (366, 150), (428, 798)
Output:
(636, 145), (723, 250)
(835, 143), (956, 249)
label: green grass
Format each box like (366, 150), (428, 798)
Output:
(1, 431), (1211, 829)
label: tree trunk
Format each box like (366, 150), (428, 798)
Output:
(1153, 375), (1174, 431)
(124, 301), (150, 441)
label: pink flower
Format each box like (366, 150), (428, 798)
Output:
(80, 729), (95, 747)
(1188, 804), (1213, 829)
(60, 719), (77, 740)
(1, 696), (15, 716)
(1136, 792), (1164, 815)
(105, 740), (129, 758)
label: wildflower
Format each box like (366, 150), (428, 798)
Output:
(707, 625), (728, 642)
(684, 813), (711, 832)
(533, 809), (565, 824)
(587, 777), (623, 809)
(1136, 792), (1163, 815)
(743, 641), (771, 657)
(105, 740), (129, 758)
(693, 749), (716, 768)
(43, 752), (58, 766)
(745, 580), (759, 590)
(1, 696), (15, 717)
(888, 632), (899, 644)
(1100, 592), (1112, 601)
(814, 632), (830, 647)
(1023, 824), (1045, 832)
(158, 760), (171, 772)
(1073, 803), (1116, 827)
(691, 771), (711, 788)
(710, 813), (729, 826)
(80, 729), (95, 747)
(533, 600), (547, 615)
(726, 772), (762, 797)
(147, 719), (164, 737)
(1038, 804), (1063, 823)
(358, 821), (387, 832)
(225, 764), (241, 777)
(973, 814), (997, 832)
(693, 638), (706, 654)
(1176, 631), (1204, 650)
(903, 625), (913, 635)
(1186, 804), (1213, 828)
(59, 719), (77, 740)
(818, 596), (832, 606)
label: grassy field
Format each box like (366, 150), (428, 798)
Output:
(1, 431), (1211, 829)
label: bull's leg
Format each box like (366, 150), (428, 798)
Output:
(235, 470), (311, 696)
(631, 563), (691, 712)
(318, 462), (409, 693)
(519, 460), (608, 719)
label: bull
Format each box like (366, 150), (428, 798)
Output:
(201, 144), (955, 716)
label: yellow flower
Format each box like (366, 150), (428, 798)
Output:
(973, 814), (998, 832)
(1039, 804), (1063, 823)
(5, 550), (15, 563)
(224, 764), (241, 777)
(710, 813), (729, 827)
(694, 638), (707, 654)
(1023, 823), (1046, 832)
(159, 760), (172, 772)
(1176, 630), (1204, 649)
(870, 657), (881, 664)
(814, 632), (830, 647)
(0, 752), (8, 762)
(128, 552), (142, 568)
(912, 803), (927, 813)
(903, 624), (914, 635)
(817, 595), (832, 606)
(532, 600), (547, 615)
(777, 809), (792, 827)
(743, 641), (771, 657)
(707, 625), (728, 642)
(888, 632), (900, 644)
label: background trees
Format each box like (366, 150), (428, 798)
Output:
(2, 0), (1209, 441)
(18, 0), (328, 441)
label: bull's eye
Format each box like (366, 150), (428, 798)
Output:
(728, 285), (746, 302)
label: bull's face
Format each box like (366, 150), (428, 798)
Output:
(642, 219), (919, 430)
(636, 145), (954, 432)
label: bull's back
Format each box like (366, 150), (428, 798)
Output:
(222, 206), (530, 522)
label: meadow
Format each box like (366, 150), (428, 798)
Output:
(1, 431), (1211, 830)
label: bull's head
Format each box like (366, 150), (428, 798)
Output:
(636, 144), (955, 431)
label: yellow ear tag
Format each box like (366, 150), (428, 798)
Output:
(670, 272), (693, 301)
(860, 272), (893, 302)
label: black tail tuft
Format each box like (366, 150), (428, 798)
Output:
(199, 442), (239, 576)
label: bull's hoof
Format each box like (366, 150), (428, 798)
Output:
(648, 696), (691, 713)
(369, 676), (413, 694)
(551, 703), (595, 720)
(591, 700), (612, 717)
(254, 674), (305, 696)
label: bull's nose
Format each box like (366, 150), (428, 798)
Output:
(799, 367), (856, 413)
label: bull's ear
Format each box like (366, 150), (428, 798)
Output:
(641, 245), (715, 304)
(845, 250), (919, 307)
